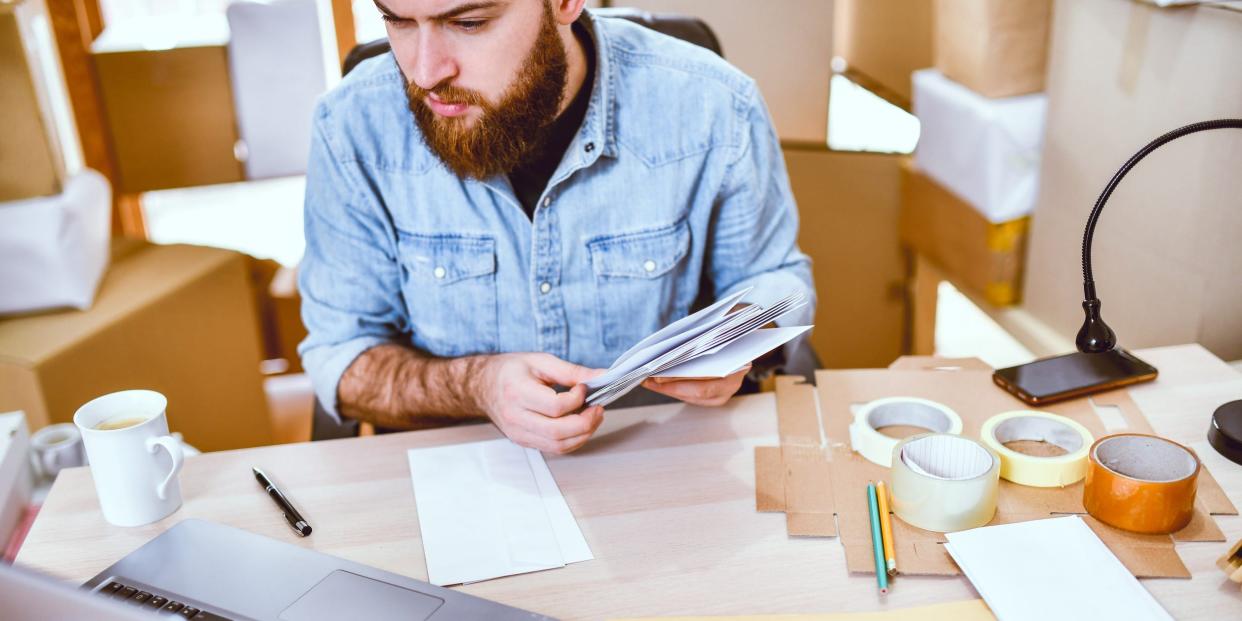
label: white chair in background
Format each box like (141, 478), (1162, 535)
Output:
(226, 0), (329, 180)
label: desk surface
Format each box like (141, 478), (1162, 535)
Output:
(15, 344), (1242, 619)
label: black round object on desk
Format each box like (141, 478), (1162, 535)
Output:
(1208, 400), (1242, 465)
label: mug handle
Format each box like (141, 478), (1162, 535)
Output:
(145, 436), (184, 500)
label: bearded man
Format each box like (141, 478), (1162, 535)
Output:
(299, 0), (815, 453)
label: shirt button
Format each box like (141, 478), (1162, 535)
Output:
(585, 142), (595, 153)
(433, 266), (446, 279)
(540, 282), (552, 294)
(643, 260), (657, 273)
(542, 196), (551, 208)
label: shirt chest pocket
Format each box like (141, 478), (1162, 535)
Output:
(587, 219), (693, 351)
(397, 232), (499, 356)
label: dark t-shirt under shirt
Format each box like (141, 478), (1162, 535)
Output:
(508, 21), (597, 219)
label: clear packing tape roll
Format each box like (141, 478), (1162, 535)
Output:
(980, 411), (1094, 487)
(890, 433), (1000, 533)
(850, 397), (963, 467)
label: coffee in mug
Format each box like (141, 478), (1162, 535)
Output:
(93, 416), (150, 431)
(74, 390), (184, 527)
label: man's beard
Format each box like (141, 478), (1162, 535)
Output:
(406, 7), (569, 180)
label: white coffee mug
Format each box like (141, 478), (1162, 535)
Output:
(73, 390), (184, 527)
(30, 423), (87, 482)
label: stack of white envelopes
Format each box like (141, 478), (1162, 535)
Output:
(584, 288), (812, 407)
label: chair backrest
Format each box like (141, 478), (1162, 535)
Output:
(226, 0), (328, 179)
(342, 7), (722, 76)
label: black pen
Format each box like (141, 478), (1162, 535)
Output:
(252, 467), (312, 537)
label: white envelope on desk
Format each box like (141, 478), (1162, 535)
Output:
(407, 439), (592, 586)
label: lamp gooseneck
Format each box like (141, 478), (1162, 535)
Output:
(1077, 118), (1242, 354)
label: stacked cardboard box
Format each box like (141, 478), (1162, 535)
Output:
(620, 0), (834, 143)
(0, 1), (70, 202)
(903, 0), (1053, 309)
(833, 0), (933, 108)
(92, 18), (243, 192)
(785, 145), (907, 368)
(0, 241), (274, 452)
(1022, 0), (1242, 361)
(934, 0), (1052, 98)
(900, 159), (1028, 307)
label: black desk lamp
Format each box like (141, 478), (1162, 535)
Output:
(1075, 118), (1242, 354)
(993, 119), (1242, 433)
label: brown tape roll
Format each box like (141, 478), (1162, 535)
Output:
(1083, 433), (1200, 534)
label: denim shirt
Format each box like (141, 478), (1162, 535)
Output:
(299, 12), (816, 420)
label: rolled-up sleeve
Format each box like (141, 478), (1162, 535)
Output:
(711, 84), (817, 331)
(298, 103), (406, 421)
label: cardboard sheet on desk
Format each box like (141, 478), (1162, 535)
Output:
(752, 358), (1236, 579)
(610, 598), (996, 620)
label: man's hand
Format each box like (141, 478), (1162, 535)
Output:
(640, 364), (751, 407)
(476, 353), (606, 454)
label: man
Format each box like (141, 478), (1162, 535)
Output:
(299, 0), (814, 454)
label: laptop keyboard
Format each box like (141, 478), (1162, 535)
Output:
(97, 580), (234, 620)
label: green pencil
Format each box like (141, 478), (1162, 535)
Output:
(867, 482), (889, 594)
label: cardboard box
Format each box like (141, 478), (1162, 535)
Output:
(934, 0), (1052, 98)
(911, 69), (1046, 223)
(93, 36), (242, 192)
(1022, 0), (1242, 361)
(0, 170), (111, 315)
(900, 160), (1028, 306)
(0, 241), (273, 452)
(0, 2), (64, 202)
(833, 0), (934, 108)
(619, 1), (833, 143)
(756, 360), (1237, 578)
(784, 145), (906, 369)
(249, 258), (307, 374)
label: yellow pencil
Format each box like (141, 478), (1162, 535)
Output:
(876, 480), (897, 574)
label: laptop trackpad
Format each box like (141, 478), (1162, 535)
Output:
(279, 570), (444, 621)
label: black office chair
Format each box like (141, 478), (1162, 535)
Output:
(341, 8), (722, 77)
(312, 9), (725, 441)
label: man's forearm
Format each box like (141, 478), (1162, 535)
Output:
(337, 343), (488, 429)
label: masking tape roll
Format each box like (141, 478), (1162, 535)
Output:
(849, 397), (963, 468)
(1083, 433), (1200, 534)
(979, 411), (1094, 487)
(890, 433), (1000, 533)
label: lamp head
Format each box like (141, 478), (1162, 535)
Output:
(1076, 298), (1116, 353)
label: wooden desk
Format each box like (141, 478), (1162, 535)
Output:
(15, 345), (1242, 619)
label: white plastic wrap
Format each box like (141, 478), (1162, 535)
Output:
(913, 69), (1047, 223)
(0, 169), (111, 314)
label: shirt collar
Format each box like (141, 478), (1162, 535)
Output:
(574, 9), (618, 162)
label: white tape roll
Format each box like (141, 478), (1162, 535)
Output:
(980, 411), (1094, 487)
(849, 397), (963, 467)
(890, 433), (999, 533)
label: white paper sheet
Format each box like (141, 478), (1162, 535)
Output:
(407, 439), (592, 586)
(944, 516), (1172, 621)
(652, 326), (812, 378)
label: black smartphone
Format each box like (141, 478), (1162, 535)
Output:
(993, 349), (1158, 405)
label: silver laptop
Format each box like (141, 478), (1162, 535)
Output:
(71, 519), (555, 620)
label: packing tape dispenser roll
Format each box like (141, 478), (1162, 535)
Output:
(980, 411), (1094, 487)
(1083, 433), (1200, 534)
(890, 433), (1000, 533)
(849, 397), (963, 467)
